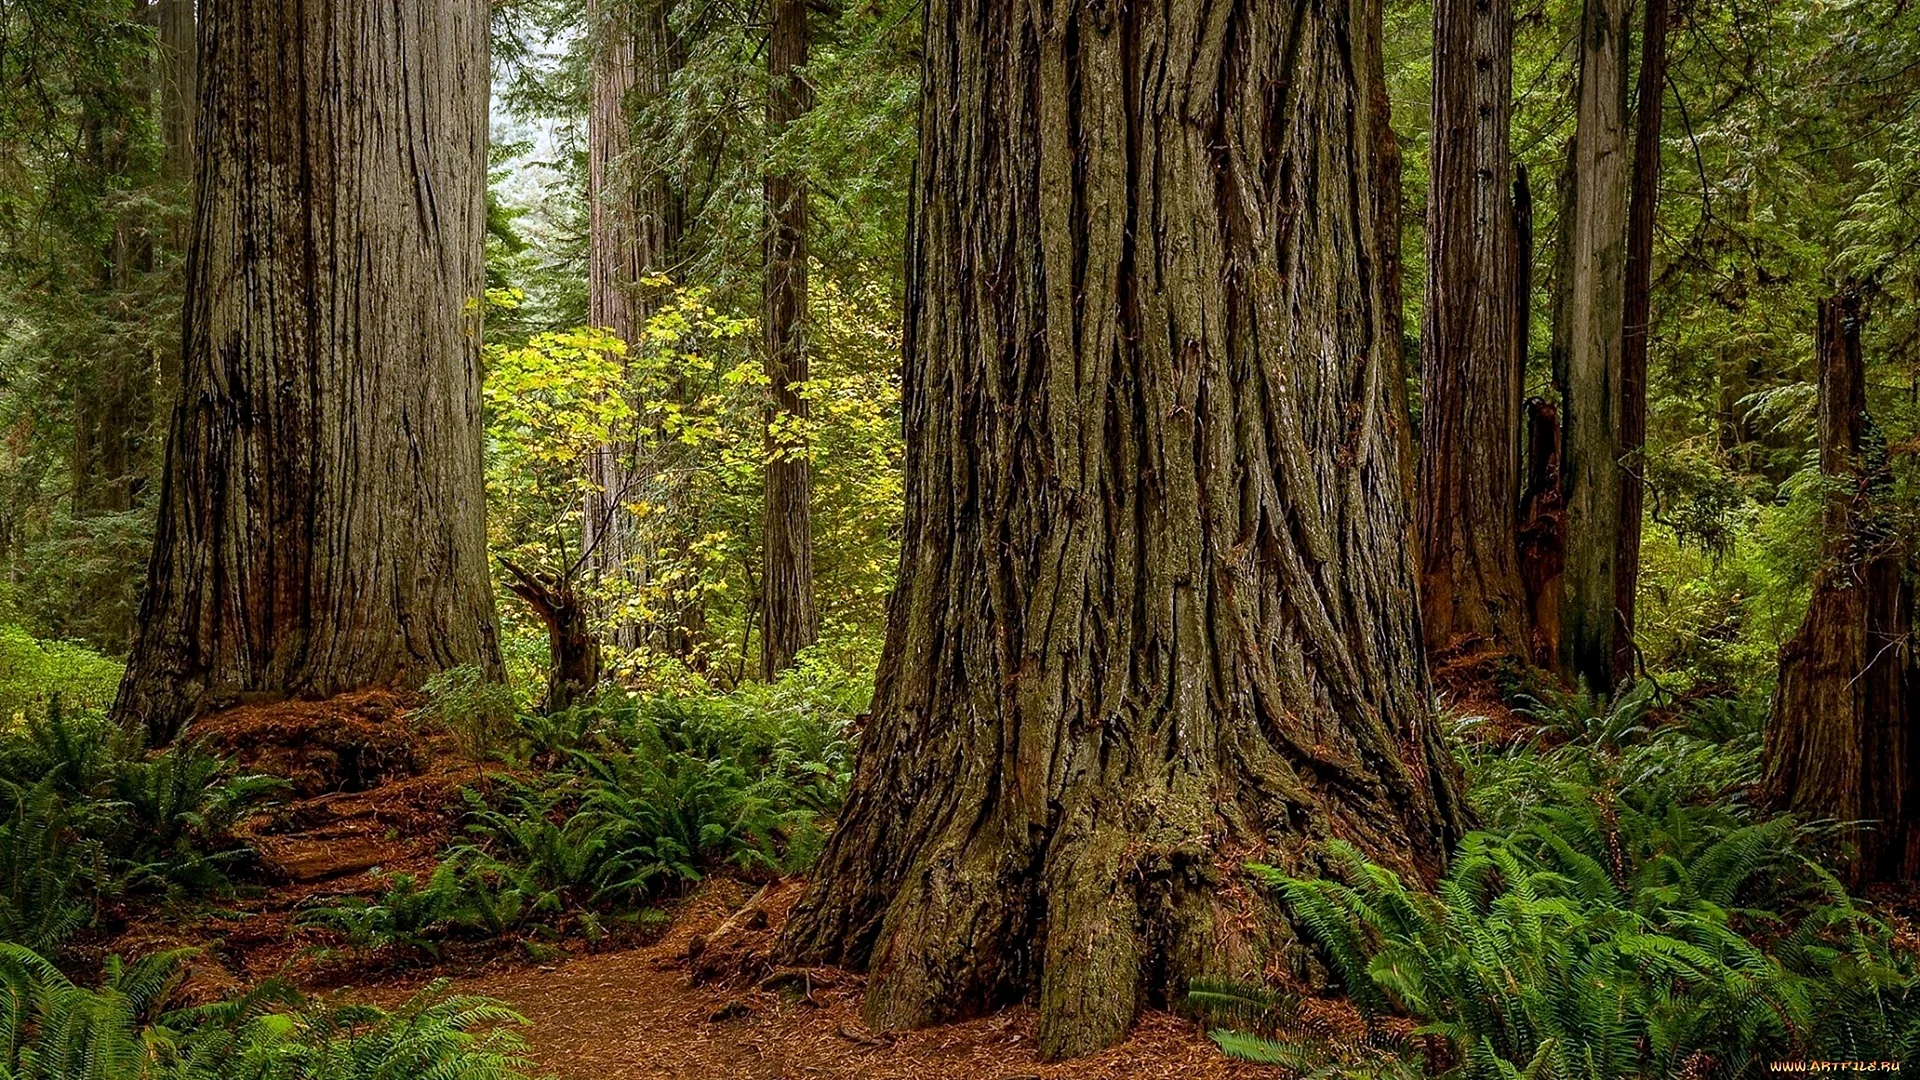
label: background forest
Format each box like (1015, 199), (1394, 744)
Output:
(0, 0), (1914, 1076)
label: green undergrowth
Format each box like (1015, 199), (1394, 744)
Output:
(302, 654), (863, 955)
(0, 702), (285, 953)
(1197, 683), (1920, 1079)
(0, 625), (122, 725)
(0, 944), (535, 1080)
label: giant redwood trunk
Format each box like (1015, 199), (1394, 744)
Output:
(1610, 0), (1669, 685)
(1764, 292), (1918, 884)
(114, 0), (501, 743)
(779, 0), (1466, 1057)
(1417, 0), (1527, 655)
(584, 0), (684, 653)
(759, 0), (817, 680)
(1558, 0), (1630, 692)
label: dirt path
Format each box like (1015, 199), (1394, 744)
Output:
(400, 880), (1267, 1080)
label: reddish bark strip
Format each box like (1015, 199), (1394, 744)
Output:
(760, 0), (818, 680)
(1612, 0), (1671, 685)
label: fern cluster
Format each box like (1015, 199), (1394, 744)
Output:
(0, 943), (535, 1079)
(303, 671), (858, 952)
(0, 704), (285, 952)
(1207, 689), (1920, 1078)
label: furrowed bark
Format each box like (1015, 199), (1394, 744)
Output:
(1559, 0), (1630, 692)
(779, 0), (1466, 1057)
(1611, 0), (1669, 685)
(155, 0), (195, 401)
(1763, 291), (1918, 884)
(71, 32), (162, 648)
(1417, 0), (1527, 655)
(114, 0), (501, 743)
(760, 0), (817, 680)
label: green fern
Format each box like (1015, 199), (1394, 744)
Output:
(1219, 798), (1920, 1080)
(0, 943), (536, 1080)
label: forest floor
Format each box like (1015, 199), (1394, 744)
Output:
(375, 877), (1271, 1080)
(88, 694), (1270, 1079)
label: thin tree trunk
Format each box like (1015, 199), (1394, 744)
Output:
(759, 0), (816, 680)
(1764, 290), (1917, 884)
(778, 0), (1466, 1056)
(114, 0), (501, 744)
(158, 0), (196, 186)
(1514, 163), (1533, 393)
(1611, 0), (1669, 685)
(1512, 168), (1567, 667)
(73, 111), (144, 522)
(1558, 0), (1630, 692)
(1365, 0), (1417, 520)
(1518, 397), (1567, 666)
(155, 0), (195, 402)
(1417, 0), (1527, 655)
(70, 34), (159, 649)
(585, 0), (684, 654)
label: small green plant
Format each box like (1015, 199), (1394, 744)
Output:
(1509, 677), (1661, 750)
(0, 784), (95, 952)
(418, 665), (520, 764)
(114, 746), (288, 897)
(0, 627), (123, 724)
(1188, 979), (1429, 1078)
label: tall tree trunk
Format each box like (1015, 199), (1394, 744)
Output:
(114, 0), (501, 744)
(759, 0), (816, 680)
(1611, 0), (1668, 685)
(155, 0), (195, 405)
(157, 0), (196, 187)
(70, 29), (160, 648)
(1518, 397), (1567, 666)
(1558, 0), (1630, 692)
(1513, 166), (1568, 667)
(585, 0), (684, 655)
(74, 101), (145, 523)
(1763, 291), (1917, 884)
(778, 0), (1466, 1057)
(1364, 0), (1416, 519)
(1417, 0), (1527, 655)
(1514, 164), (1533, 387)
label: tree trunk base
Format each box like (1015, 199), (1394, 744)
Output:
(783, 701), (1453, 1059)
